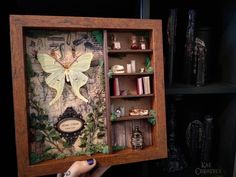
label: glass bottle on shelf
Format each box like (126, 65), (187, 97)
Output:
(139, 36), (147, 50)
(111, 34), (121, 50)
(130, 35), (139, 49)
(131, 126), (144, 150)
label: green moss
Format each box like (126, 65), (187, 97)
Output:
(112, 145), (126, 151)
(91, 30), (103, 45)
(145, 56), (154, 73)
(148, 110), (157, 125)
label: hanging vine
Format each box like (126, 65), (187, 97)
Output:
(78, 90), (109, 155)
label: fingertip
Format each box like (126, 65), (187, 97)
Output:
(82, 158), (96, 173)
(66, 159), (97, 176)
(87, 158), (96, 166)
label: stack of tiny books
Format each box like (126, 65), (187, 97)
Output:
(137, 76), (150, 95)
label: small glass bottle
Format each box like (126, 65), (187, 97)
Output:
(130, 35), (139, 49)
(131, 126), (144, 150)
(115, 107), (122, 118)
(111, 35), (121, 50)
(139, 36), (147, 50)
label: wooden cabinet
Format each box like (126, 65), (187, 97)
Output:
(10, 15), (167, 176)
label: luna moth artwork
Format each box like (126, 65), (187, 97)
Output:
(37, 52), (93, 105)
(25, 30), (107, 164)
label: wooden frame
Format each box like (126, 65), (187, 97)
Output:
(10, 15), (167, 177)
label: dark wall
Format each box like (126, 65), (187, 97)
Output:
(219, 1), (236, 84)
(217, 2), (236, 177)
(217, 96), (236, 177)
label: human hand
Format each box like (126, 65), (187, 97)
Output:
(57, 159), (110, 177)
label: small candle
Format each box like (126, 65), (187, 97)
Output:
(127, 64), (132, 73)
(131, 60), (136, 73)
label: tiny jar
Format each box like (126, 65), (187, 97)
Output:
(115, 107), (122, 118)
(111, 35), (121, 50)
(139, 36), (147, 50)
(130, 35), (139, 49)
(131, 126), (144, 150)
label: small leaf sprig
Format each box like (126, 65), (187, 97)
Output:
(145, 56), (154, 73)
(148, 109), (157, 125)
(108, 69), (113, 78)
(110, 112), (117, 122)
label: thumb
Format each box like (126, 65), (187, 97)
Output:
(64, 159), (96, 177)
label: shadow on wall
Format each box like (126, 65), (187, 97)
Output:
(219, 2), (236, 84)
(217, 95), (236, 177)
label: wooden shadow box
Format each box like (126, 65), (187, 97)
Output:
(10, 15), (167, 177)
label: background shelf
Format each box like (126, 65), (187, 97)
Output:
(165, 82), (236, 95)
(112, 73), (153, 76)
(108, 49), (153, 53)
(110, 94), (154, 99)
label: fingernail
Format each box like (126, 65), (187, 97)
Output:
(87, 159), (94, 165)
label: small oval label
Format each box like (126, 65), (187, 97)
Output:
(58, 118), (83, 133)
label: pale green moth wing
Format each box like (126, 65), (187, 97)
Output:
(37, 54), (63, 73)
(68, 53), (93, 102)
(37, 54), (65, 105)
(45, 70), (65, 105)
(69, 53), (93, 72)
(69, 71), (89, 102)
